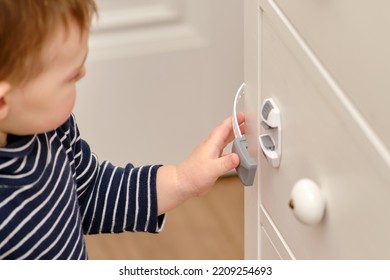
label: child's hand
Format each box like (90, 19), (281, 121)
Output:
(156, 113), (245, 215)
(177, 112), (245, 197)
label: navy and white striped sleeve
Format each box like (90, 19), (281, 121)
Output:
(69, 116), (165, 235)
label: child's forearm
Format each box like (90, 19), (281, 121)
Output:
(156, 165), (189, 215)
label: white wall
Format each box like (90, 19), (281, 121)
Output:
(74, 0), (244, 167)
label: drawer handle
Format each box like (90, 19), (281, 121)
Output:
(289, 178), (326, 225)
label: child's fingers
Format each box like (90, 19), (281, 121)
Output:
(204, 113), (246, 154)
(225, 113), (246, 145)
(213, 153), (240, 177)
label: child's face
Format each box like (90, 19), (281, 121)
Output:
(1, 22), (89, 137)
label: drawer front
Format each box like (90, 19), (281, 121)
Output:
(260, 206), (294, 260)
(262, 0), (390, 152)
(259, 8), (390, 259)
(260, 227), (282, 260)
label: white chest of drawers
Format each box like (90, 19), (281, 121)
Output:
(244, 0), (390, 259)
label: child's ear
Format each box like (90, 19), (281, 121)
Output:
(0, 82), (11, 120)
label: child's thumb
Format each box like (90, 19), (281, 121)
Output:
(215, 153), (240, 176)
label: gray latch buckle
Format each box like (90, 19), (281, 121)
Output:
(232, 137), (257, 186)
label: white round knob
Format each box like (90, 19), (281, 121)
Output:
(289, 178), (326, 225)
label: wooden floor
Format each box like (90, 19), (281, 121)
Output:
(85, 175), (244, 260)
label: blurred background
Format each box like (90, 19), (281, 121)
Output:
(74, 0), (244, 259)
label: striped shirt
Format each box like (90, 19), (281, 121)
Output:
(0, 114), (165, 259)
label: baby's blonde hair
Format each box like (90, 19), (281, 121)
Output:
(0, 0), (97, 84)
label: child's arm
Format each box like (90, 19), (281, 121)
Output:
(156, 113), (245, 215)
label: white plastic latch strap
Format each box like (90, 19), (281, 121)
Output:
(232, 83), (246, 139)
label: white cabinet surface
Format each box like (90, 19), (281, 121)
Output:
(244, 0), (390, 259)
